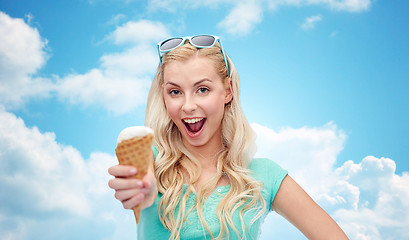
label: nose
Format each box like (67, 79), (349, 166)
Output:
(181, 95), (197, 113)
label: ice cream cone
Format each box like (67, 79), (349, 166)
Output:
(115, 127), (154, 224)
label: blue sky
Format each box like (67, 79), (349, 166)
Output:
(0, 0), (408, 239)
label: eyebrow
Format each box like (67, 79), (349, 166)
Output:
(164, 79), (213, 88)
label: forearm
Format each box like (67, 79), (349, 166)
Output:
(283, 200), (348, 239)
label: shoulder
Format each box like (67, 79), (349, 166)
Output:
(249, 158), (288, 210)
(249, 158), (286, 176)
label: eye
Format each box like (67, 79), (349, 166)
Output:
(197, 87), (209, 94)
(169, 89), (181, 96)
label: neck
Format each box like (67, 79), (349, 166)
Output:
(191, 147), (223, 169)
(182, 138), (224, 170)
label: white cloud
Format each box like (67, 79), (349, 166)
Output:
(301, 15), (322, 30)
(332, 157), (409, 240)
(55, 46), (154, 114)
(253, 122), (346, 195)
(307, 0), (372, 12)
(0, 12), (47, 76)
(0, 12), (169, 114)
(270, 0), (372, 12)
(252, 122), (409, 240)
(106, 20), (170, 45)
(0, 11), (52, 108)
(330, 31), (338, 37)
(0, 109), (100, 216)
(107, 13), (127, 26)
(218, 0), (263, 35)
(54, 20), (170, 114)
(0, 108), (138, 239)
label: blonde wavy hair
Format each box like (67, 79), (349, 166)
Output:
(145, 41), (266, 239)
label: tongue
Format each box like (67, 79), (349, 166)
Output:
(188, 119), (205, 132)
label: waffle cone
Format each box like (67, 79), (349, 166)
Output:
(115, 133), (154, 224)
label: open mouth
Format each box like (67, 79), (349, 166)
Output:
(183, 118), (206, 134)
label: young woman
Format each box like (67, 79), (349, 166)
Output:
(108, 35), (348, 239)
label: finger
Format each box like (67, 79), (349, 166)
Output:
(108, 178), (142, 190)
(122, 193), (144, 209)
(108, 165), (137, 177)
(114, 188), (141, 201)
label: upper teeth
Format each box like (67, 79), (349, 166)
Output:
(184, 118), (203, 124)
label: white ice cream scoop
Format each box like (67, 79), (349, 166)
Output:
(117, 126), (154, 144)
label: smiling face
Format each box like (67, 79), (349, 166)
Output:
(163, 56), (232, 154)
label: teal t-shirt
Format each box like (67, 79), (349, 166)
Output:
(137, 149), (288, 239)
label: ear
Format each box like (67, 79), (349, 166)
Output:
(224, 78), (233, 104)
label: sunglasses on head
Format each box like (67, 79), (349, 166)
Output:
(157, 35), (230, 77)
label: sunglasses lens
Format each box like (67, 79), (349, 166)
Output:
(160, 38), (184, 51)
(191, 35), (216, 47)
